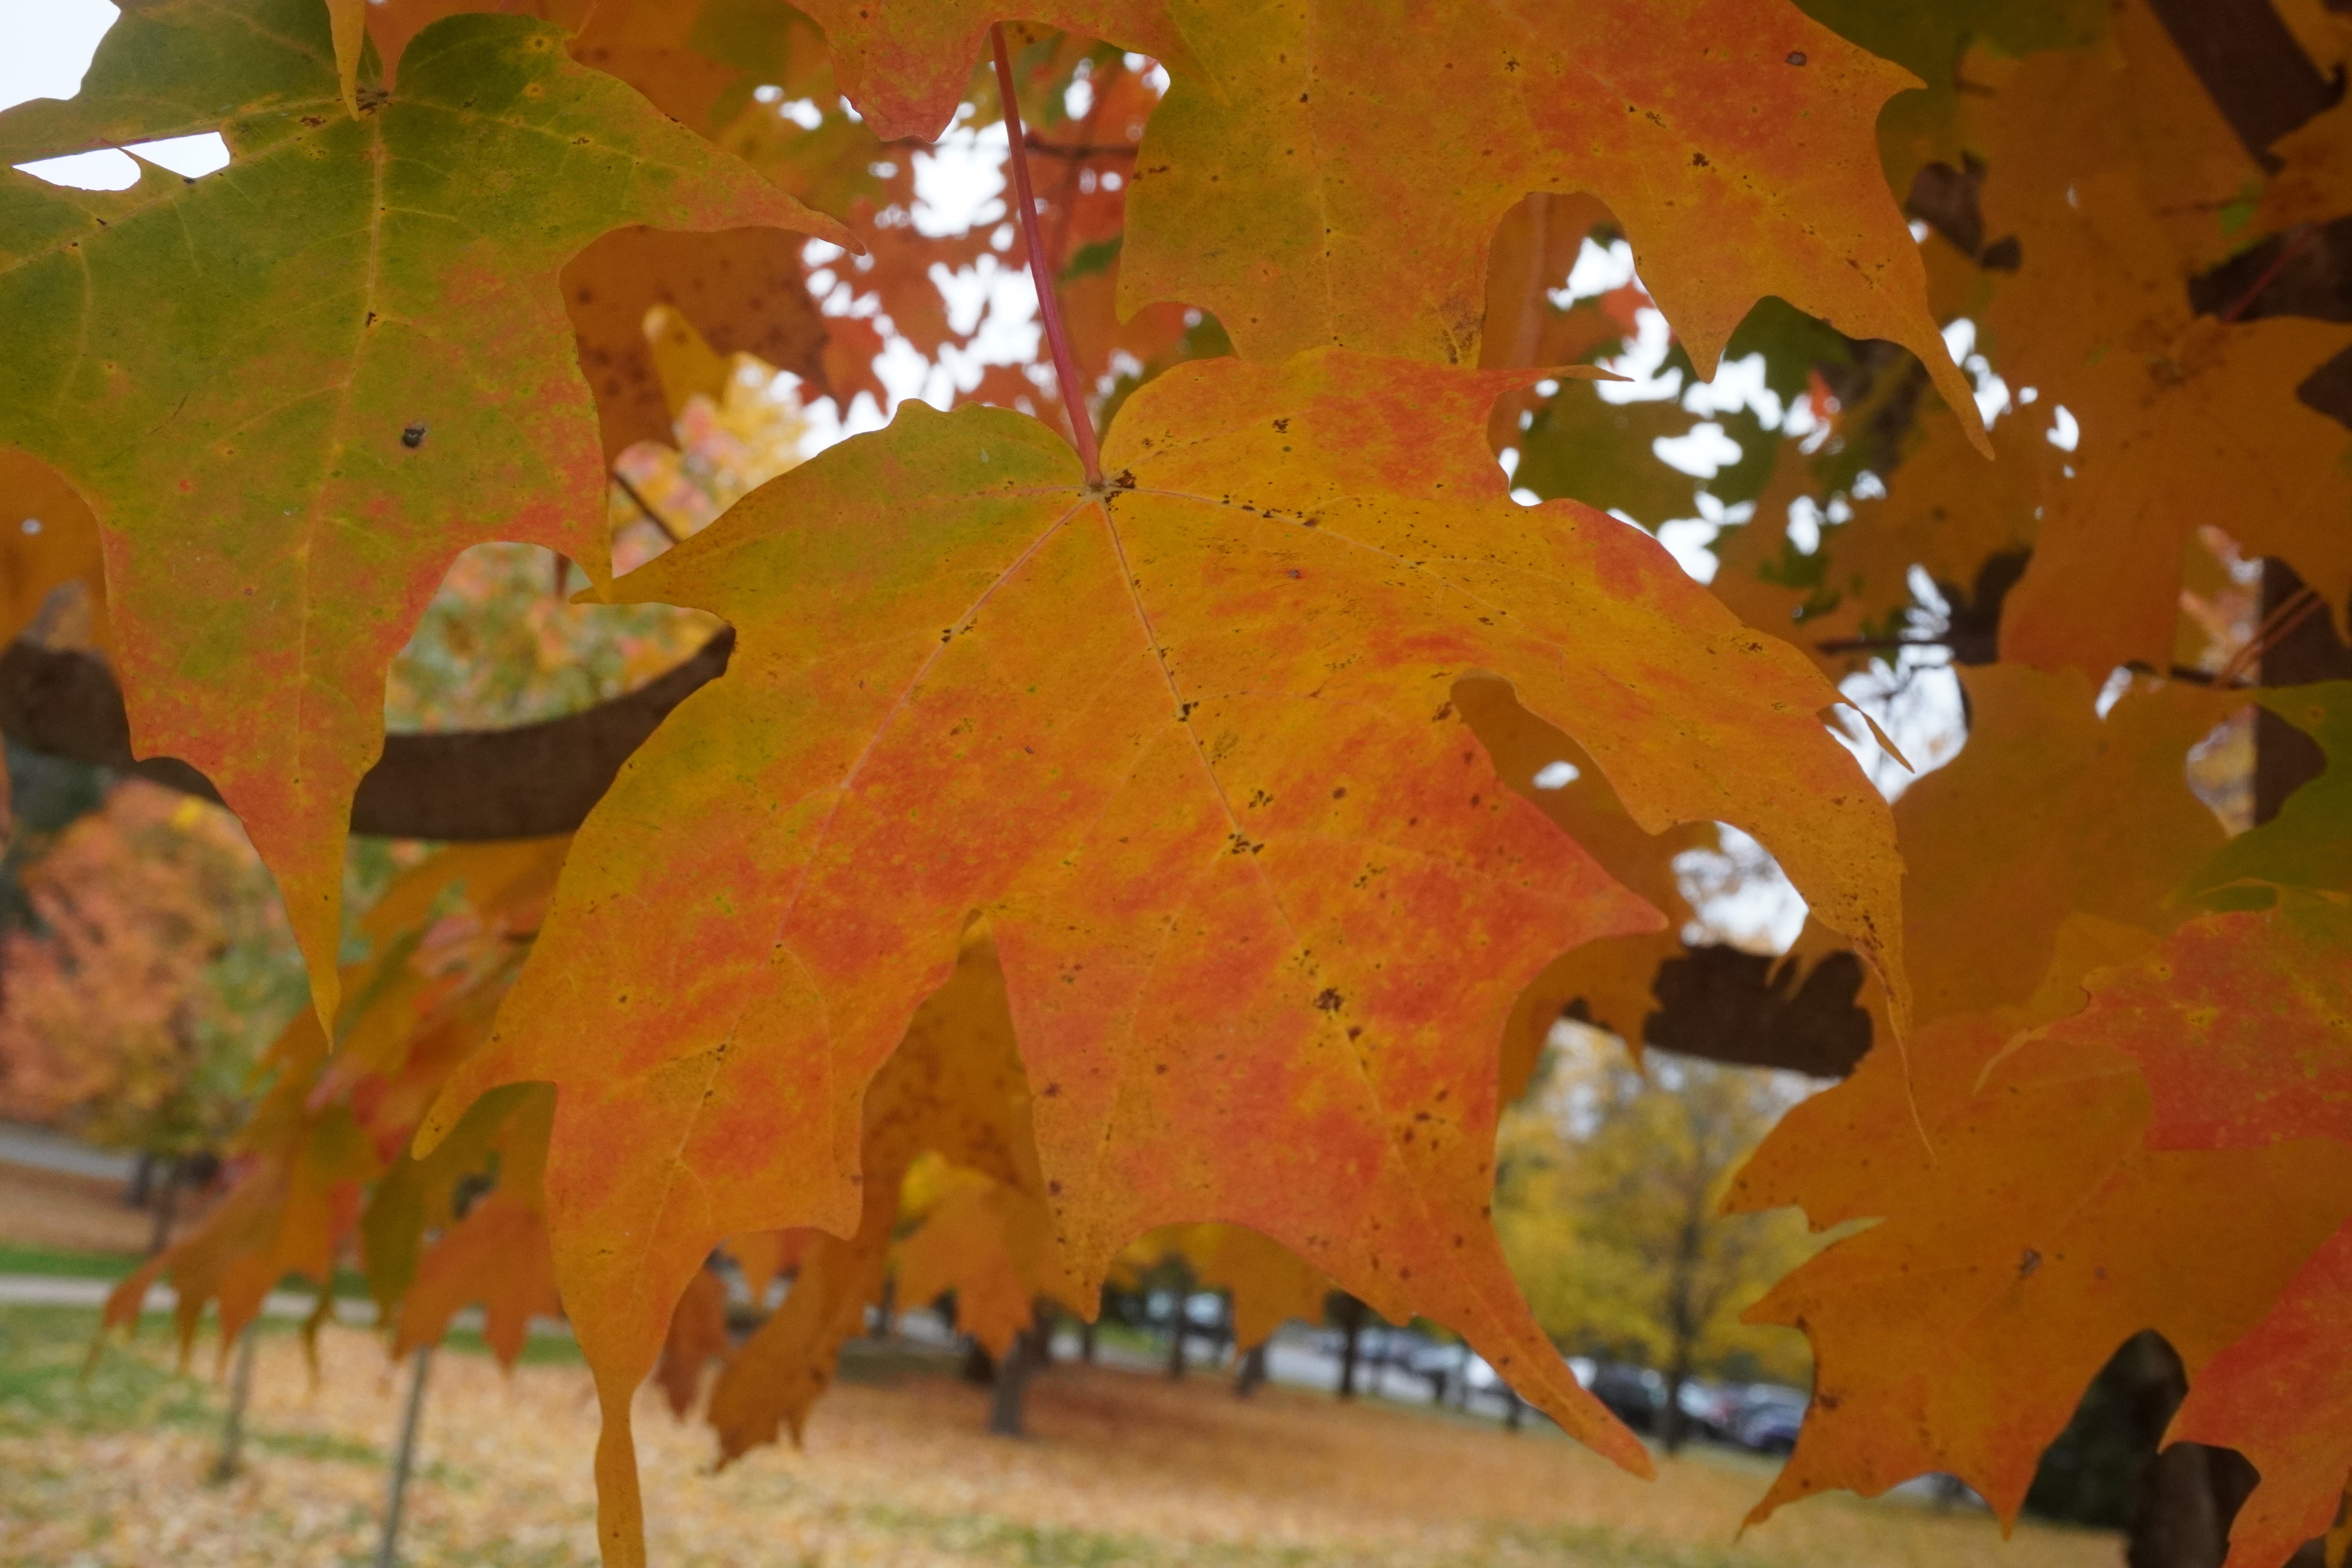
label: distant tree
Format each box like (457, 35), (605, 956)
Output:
(1495, 1028), (1818, 1450)
(0, 782), (303, 1201)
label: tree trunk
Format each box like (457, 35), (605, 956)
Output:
(2256, 563), (2352, 819)
(210, 1323), (257, 1483)
(1234, 1343), (1267, 1397)
(961, 1339), (996, 1385)
(988, 1316), (1047, 1438)
(1078, 1315), (1096, 1363)
(2114, 1335), (2267, 1568)
(375, 1347), (433, 1568)
(1334, 1295), (1367, 1400)
(1661, 1363), (1691, 1455)
(1661, 1198), (1706, 1455)
(870, 1273), (895, 1340)
(146, 1157), (181, 1256)
(1166, 1308), (1189, 1379)
(1504, 1385), (1526, 1432)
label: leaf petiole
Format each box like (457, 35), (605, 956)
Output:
(988, 24), (1105, 486)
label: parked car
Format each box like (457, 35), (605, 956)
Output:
(1674, 1378), (1739, 1441)
(1588, 1363), (1668, 1432)
(1733, 1384), (1808, 1452)
(1464, 1351), (1589, 1405)
(1403, 1339), (1467, 1402)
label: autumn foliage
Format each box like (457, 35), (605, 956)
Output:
(2, 0), (2349, 1565)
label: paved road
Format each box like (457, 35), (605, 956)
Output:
(0, 1121), (137, 1183)
(0, 1274), (578, 1344)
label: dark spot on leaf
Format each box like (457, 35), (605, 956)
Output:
(1786, 50), (1807, 65)
(401, 423), (427, 449)
(1314, 988), (1344, 1012)
(2018, 1247), (2042, 1280)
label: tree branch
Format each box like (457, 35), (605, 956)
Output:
(0, 630), (735, 840)
(2142, 0), (2342, 166)
(1022, 136), (1138, 159)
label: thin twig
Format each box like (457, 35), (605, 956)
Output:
(992, 24), (1104, 485)
(1024, 136), (1139, 158)
(1811, 635), (1947, 653)
(2215, 584), (2324, 686)
(612, 470), (683, 545)
(2220, 225), (2322, 323)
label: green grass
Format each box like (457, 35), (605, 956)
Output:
(860, 1500), (1321, 1568)
(850, 1502), (1805, 1568)
(837, 1336), (962, 1385)
(0, 1241), (146, 1280)
(0, 1240), (376, 1306)
(0, 1303), (214, 1438)
(435, 1321), (584, 1367)
(0, 1303), (493, 1496)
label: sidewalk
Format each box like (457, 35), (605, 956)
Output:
(0, 1120), (137, 1183)
(0, 1273), (577, 1344)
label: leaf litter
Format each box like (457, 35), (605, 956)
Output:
(2, 1312), (2120, 1568)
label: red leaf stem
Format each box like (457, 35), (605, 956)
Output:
(989, 24), (1104, 485)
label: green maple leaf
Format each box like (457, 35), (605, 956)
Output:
(0, 0), (846, 1021)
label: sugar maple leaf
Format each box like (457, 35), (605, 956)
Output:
(1735, 663), (2352, 1537)
(1118, 0), (1984, 442)
(1812, 401), (2055, 650)
(1449, 677), (1713, 1094)
(721, 1229), (809, 1310)
(1894, 665), (2243, 1023)
(563, 226), (833, 460)
(395, 1194), (565, 1367)
(2183, 684), (2352, 907)
(1964, 40), (2352, 677)
(653, 1265), (731, 1417)
(706, 924), (1056, 1463)
(0, 450), (109, 655)
(791, 1), (1200, 142)
(422, 347), (1905, 1563)
(105, 1016), (380, 1364)
(0, 0), (846, 1023)
(2258, 95), (2352, 232)
(2028, 894), (2352, 1568)
(390, 1074), (562, 1368)
(897, 1170), (1060, 1357)
(358, 0), (752, 133)
(100, 838), (564, 1367)
(1729, 1003), (2352, 1527)
(1148, 1222), (1333, 1351)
